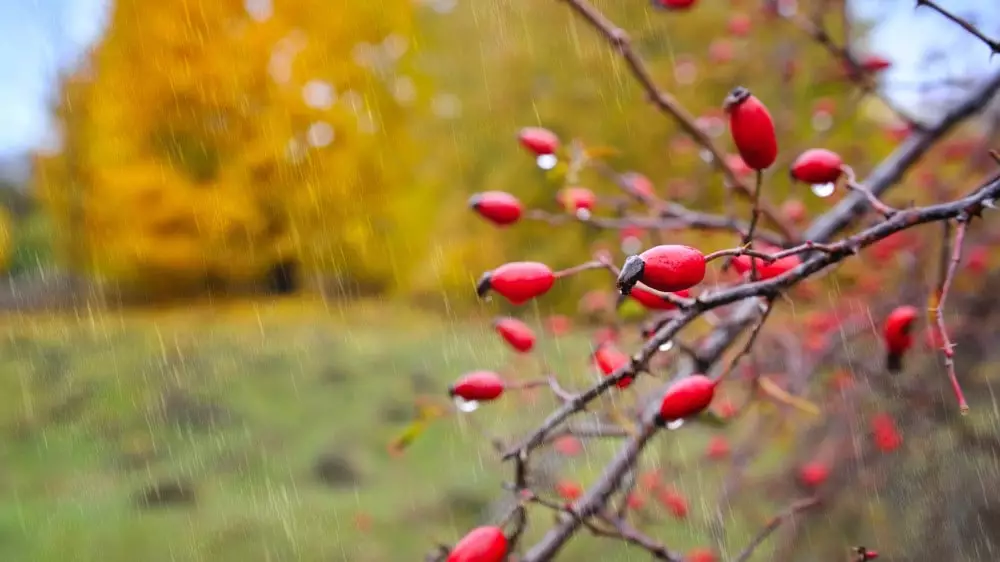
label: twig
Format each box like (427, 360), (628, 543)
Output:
(915, 0), (1000, 54)
(554, 0), (797, 241)
(731, 497), (821, 562)
(929, 217), (971, 413)
(842, 166), (899, 218)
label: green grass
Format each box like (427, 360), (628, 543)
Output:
(0, 298), (773, 562)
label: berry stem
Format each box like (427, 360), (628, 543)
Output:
(743, 170), (765, 280)
(843, 166), (898, 218)
(553, 260), (613, 279)
(930, 217), (971, 413)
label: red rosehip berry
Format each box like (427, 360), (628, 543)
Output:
(623, 172), (656, 199)
(493, 317), (535, 353)
(799, 461), (829, 488)
(629, 286), (691, 311)
(688, 547), (718, 562)
(556, 186), (597, 213)
(556, 480), (583, 502)
(705, 436), (730, 460)
(966, 245), (989, 275)
(653, 0), (697, 10)
(872, 412), (902, 452)
(553, 435), (584, 457)
(854, 546), (879, 561)
(617, 245), (707, 295)
(517, 127), (559, 155)
(626, 493), (646, 510)
(594, 343), (634, 389)
(449, 371), (506, 402)
(658, 488), (688, 518)
(468, 191), (522, 226)
(727, 13), (751, 36)
(860, 54), (892, 73)
(723, 87), (777, 171)
(477, 262), (555, 305)
(883, 305), (919, 373)
(732, 250), (801, 280)
(545, 314), (572, 336)
(657, 374), (716, 423)
(790, 149), (844, 185)
(447, 526), (508, 562)
(709, 39), (734, 64)
(781, 199), (808, 224)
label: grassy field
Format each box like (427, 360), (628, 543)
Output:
(0, 298), (791, 562)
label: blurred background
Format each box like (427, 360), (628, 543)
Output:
(0, 0), (999, 561)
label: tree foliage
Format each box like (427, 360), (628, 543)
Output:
(34, 0), (429, 296)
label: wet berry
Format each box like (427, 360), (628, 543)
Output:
(883, 305), (919, 373)
(723, 87), (777, 170)
(790, 149), (844, 184)
(518, 127), (559, 155)
(657, 374), (716, 423)
(477, 262), (555, 305)
(468, 191), (522, 226)
(447, 526), (508, 562)
(493, 317), (535, 353)
(449, 371), (505, 402)
(617, 245), (706, 295)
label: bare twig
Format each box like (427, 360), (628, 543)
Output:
(929, 217), (971, 412)
(915, 0), (1000, 54)
(731, 497), (821, 562)
(553, 0), (797, 241)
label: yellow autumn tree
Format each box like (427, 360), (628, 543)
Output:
(35, 0), (429, 296)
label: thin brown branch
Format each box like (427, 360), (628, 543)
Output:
(929, 217), (971, 413)
(915, 0), (1000, 54)
(731, 497), (821, 562)
(554, 0), (797, 241)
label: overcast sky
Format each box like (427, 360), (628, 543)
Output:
(0, 0), (998, 158)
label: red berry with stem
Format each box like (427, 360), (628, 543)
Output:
(493, 317), (535, 353)
(653, 0), (697, 10)
(790, 149), (844, 184)
(657, 374), (716, 423)
(477, 262), (555, 305)
(799, 461), (829, 488)
(447, 526), (508, 562)
(627, 286), (691, 311)
(883, 305), (919, 373)
(556, 186), (597, 213)
(517, 127), (559, 155)
(449, 371), (505, 402)
(732, 247), (801, 281)
(468, 191), (522, 226)
(594, 343), (634, 389)
(617, 245), (706, 295)
(723, 87), (777, 171)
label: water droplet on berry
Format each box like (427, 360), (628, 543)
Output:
(810, 182), (836, 198)
(453, 396), (480, 413)
(537, 154), (558, 170)
(666, 419), (685, 430)
(658, 341), (674, 352)
(576, 208), (592, 221)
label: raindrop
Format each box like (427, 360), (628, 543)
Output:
(537, 154), (558, 170)
(666, 419), (685, 430)
(307, 122), (335, 148)
(811, 182), (836, 198)
(245, 0), (272, 21)
(303, 80), (336, 110)
(699, 149), (714, 163)
(454, 396), (480, 413)
(811, 111), (833, 132)
(658, 341), (674, 352)
(576, 208), (592, 221)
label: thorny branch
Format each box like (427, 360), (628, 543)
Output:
(930, 217), (971, 413)
(915, 0), (1000, 55)
(553, 0), (797, 241)
(431, 1), (1000, 561)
